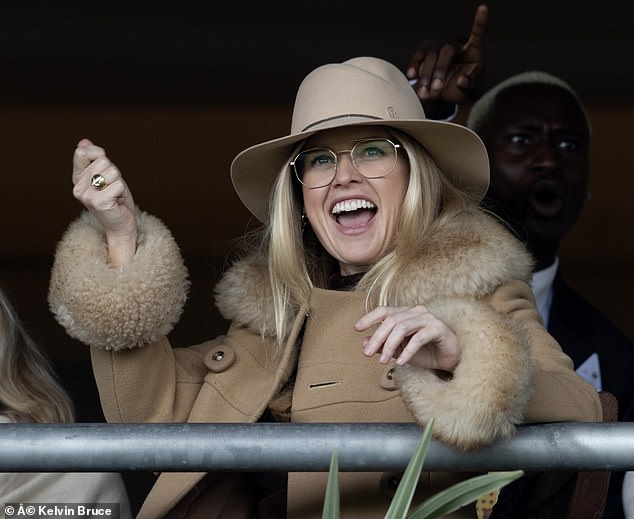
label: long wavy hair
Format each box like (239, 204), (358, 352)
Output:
(238, 128), (479, 347)
(0, 286), (75, 423)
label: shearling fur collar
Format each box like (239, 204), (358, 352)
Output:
(214, 209), (534, 336)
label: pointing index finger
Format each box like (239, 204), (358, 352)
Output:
(465, 4), (488, 51)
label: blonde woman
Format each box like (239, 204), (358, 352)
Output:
(50, 57), (601, 518)
(0, 286), (131, 517)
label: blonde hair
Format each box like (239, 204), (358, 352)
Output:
(250, 129), (476, 346)
(356, 132), (474, 305)
(0, 287), (75, 423)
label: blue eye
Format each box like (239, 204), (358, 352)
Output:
(311, 152), (336, 168)
(354, 140), (393, 161)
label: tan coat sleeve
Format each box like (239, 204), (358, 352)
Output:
(90, 337), (216, 423)
(90, 320), (295, 425)
(396, 279), (601, 451)
(489, 279), (602, 423)
(396, 289), (534, 450)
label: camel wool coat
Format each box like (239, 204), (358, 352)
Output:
(49, 208), (602, 519)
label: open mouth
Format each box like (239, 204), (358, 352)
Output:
(331, 199), (377, 228)
(529, 182), (564, 218)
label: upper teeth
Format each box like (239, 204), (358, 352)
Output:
(332, 199), (376, 214)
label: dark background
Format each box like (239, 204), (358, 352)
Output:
(2, 1), (634, 106)
(1, 0), (632, 437)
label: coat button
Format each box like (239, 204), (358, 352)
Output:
(204, 345), (236, 372)
(379, 364), (398, 390)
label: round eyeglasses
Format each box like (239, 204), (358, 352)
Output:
(291, 138), (402, 189)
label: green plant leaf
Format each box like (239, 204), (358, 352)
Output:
(384, 418), (435, 519)
(322, 449), (340, 519)
(407, 469), (525, 519)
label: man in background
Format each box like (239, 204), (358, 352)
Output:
(406, 6), (634, 516)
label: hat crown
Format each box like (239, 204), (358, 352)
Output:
(290, 57), (427, 134)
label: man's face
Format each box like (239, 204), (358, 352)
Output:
(481, 84), (590, 253)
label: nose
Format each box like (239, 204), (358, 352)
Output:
(531, 139), (561, 176)
(332, 152), (362, 185)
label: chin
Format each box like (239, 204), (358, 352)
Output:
(526, 220), (567, 243)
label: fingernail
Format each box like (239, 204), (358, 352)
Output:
(431, 78), (443, 91)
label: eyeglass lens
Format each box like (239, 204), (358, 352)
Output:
(293, 138), (399, 188)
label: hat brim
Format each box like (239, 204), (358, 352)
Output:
(230, 117), (489, 223)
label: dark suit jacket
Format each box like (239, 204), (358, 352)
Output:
(548, 270), (634, 519)
(548, 271), (634, 421)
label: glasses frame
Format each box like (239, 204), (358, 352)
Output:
(290, 138), (402, 189)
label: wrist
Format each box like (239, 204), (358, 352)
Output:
(106, 230), (137, 267)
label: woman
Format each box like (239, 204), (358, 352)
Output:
(49, 57), (601, 518)
(0, 286), (131, 516)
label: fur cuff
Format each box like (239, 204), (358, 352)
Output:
(214, 256), (278, 338)
(396, 297), (535, 450)
(48, 210), (190, 350)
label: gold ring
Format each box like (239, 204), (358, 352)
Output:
(90, 174), (107, 191)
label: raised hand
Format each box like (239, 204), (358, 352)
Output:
(72, 139), (137, 266)
(406, 4), (488, 104)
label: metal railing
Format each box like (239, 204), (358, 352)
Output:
(2, 422), (634, 472)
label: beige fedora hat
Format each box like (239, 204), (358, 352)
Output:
(231, 56), (489, 223)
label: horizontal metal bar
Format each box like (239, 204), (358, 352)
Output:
(1, 422), (634, 472)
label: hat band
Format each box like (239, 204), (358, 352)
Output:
(301, 113), (383, 132)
